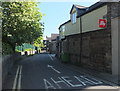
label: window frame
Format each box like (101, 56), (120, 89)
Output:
(72, 12), (76, 24)
(62, 25), (65, 36)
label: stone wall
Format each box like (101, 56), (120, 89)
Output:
(61, 39), (68, 54)
(67, 34), (81, 64)
(81, 29), (112, 73)
(65, 28), (111, 73)
(110, 2), (120, 18)
(2, 52), (21, 83)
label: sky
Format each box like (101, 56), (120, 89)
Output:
(38, 2), (98, 40)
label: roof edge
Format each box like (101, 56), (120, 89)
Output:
(70, 4), (86, 14)
(58, 20), (71, 30)
(77, 2), (107, 18)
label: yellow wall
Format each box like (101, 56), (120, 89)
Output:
(82, 5), (107, 33)
(59, 18), (80, 39)
(59, 5), (107, 39)
(65, 7), (80, 36)
(59, 7), (80, 39)
(65, 18), (80, 36)
(59, 27), (65, 40)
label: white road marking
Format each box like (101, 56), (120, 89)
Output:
(43, 75), (108, 89)
(18, 65), (22, 91)
(12, 66), (20, 91)
(43, 79), (56, 89)
(51, 77), (70, 88)
(74, 76), (86, 86)
(48, 54), (54, 61)
(51, 54), (55, 57)
(61, 76), (83, 87)
(47, 65), (61, 74)
(12, 65), (22, 91)
(90, 77), (103, 84)
(80, 76), (102, 85)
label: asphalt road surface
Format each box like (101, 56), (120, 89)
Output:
(2, 54), (119, 90)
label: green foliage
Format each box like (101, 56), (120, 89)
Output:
(33, 37), (44, 47)
(2, 42), (13, 56)
(2, 2), (44, 52)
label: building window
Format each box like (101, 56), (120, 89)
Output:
(62, 26), (65, 36)
(72, 12), (76, 24)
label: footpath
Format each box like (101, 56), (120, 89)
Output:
(53, 56), (119, 86)
(65, 63), (119, 85)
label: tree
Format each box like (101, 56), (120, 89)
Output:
(2, 1), (44, 52)
(33, 36), (44, 48)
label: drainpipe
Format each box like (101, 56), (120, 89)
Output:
(80, 16), (82, 64)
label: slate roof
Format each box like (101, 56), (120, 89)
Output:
(70, 4), (87, 14)
(77, 2), (106, 17)
(74, 4), (86, 9)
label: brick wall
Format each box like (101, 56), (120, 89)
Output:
(2, 52), (21, 83)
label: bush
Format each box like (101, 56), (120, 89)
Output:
(2, 42), (13, 56)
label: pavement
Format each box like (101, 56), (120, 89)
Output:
(63, 61), (119, 85)
(2, 53), (119, 91)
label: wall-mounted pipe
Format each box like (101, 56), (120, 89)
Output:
(80, 16), (82, 64)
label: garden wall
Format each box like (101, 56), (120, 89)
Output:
(2, 52), (21, 83)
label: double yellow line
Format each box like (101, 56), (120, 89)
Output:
(12, 65), (22, 91)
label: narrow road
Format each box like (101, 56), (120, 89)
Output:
(3, 54), (118, 90)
